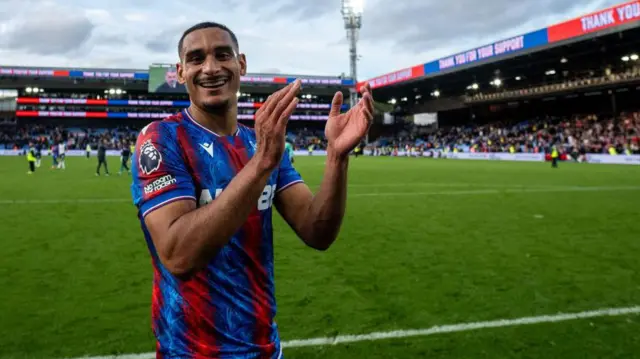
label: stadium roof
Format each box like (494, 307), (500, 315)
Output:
(358, 0), (640, 92)
(371, 24), (640, 104)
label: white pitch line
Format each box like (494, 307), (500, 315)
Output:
(67, 305), (640, 359)
(349, 185), (640, 197)
(346, 182), (560, 188)
(352, 189), (501, 197)
(284, 306), (640, 348)
(2, 186), (640, 205)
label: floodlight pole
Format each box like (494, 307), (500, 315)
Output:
(347, 27), (359, 110)
(342, 0), (364, 140)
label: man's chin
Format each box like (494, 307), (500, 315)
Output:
(201, 97), (231, 113)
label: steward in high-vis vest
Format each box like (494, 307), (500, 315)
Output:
(551, 146), (559, 168)
(27, 142), (36, 174)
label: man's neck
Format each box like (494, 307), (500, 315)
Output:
(187, 104), (238, 136)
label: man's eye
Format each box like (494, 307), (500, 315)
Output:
(188, 56), (204, 63)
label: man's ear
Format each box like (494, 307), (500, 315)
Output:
(238, 53), (247, 76)
(177, 62), (186, 84)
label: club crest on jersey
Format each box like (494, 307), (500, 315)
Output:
(139, 139), (162, 174)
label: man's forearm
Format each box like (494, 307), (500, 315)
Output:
(164, 157), (272, 273)
(300, 150), (349, 250)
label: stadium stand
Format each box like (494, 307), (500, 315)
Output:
(355, 0), (640, 163)
(0, 68), (351, 152)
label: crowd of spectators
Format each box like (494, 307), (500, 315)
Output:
(0, 124), (325, 152)
(2, 112), (639, 155)
(372, 112), (640, 155)
(0, 125), (137, 151)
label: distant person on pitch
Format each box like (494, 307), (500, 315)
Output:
(130, 21), (374, 359)
(35, 141), (42, 167)
(26, 141), (36, 174)
(50, 143), (59, 169)
(96, 140), (109, 176)
(551, 145), (559, 168)
(119, 142), (131, 175)
(57, 140), (66, 169)
(285, 139), (295, 163)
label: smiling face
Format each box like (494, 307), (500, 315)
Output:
(177, 27), (246, 113)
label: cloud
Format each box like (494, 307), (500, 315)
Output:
(260, 0), (338, 21)
(124, 13), (148, 22)
(83, 8), (112, 24)
(0, 0), (628, 79)
(0, 10), (9, 21)
(145, 27), (181, 54)
(91, 33), (129, 46)
(2, 6), (94, 55)
(361, 0), (619, 54)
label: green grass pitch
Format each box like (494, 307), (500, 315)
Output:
(1, 155), (639, 359)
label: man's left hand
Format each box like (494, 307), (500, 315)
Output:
(324, 83), (374, 158)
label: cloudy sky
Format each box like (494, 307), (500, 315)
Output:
(0, 0), (626, 80)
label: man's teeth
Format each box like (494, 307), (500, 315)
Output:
(200, 79), (227, 88)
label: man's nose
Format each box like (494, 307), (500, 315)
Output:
(202, 57), (222, 74)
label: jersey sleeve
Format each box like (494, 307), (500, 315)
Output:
(131, 121), (196, 218)
(276, 150), (303, 193)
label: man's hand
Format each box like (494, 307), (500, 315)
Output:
(325, 82), (374, 158)
(253, 79), (301, 172)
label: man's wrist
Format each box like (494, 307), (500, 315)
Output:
(326, 146), (349, 167)
(248, 152), (277, 179)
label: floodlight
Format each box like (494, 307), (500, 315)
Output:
(342, 0), (364, 16)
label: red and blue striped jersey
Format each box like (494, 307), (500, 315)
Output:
(131, 109), (303, 359)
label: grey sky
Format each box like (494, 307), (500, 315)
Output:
(0, 0), (626, 80)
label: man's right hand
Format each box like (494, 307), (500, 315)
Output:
(253, 79), (301, 172)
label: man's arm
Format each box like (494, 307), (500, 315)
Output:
(143, 79), (302, 276)
(275, 151), (348, 251)
(275, 83), (374, 251)
(144, 157), (272, 276)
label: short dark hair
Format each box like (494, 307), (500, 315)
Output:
(178, 21), (239, 57)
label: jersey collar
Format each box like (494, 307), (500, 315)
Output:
(182, 108), (240, 137)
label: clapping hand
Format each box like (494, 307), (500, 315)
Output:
(325, 82), (374, 158)
(253, 79), (301, 171)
